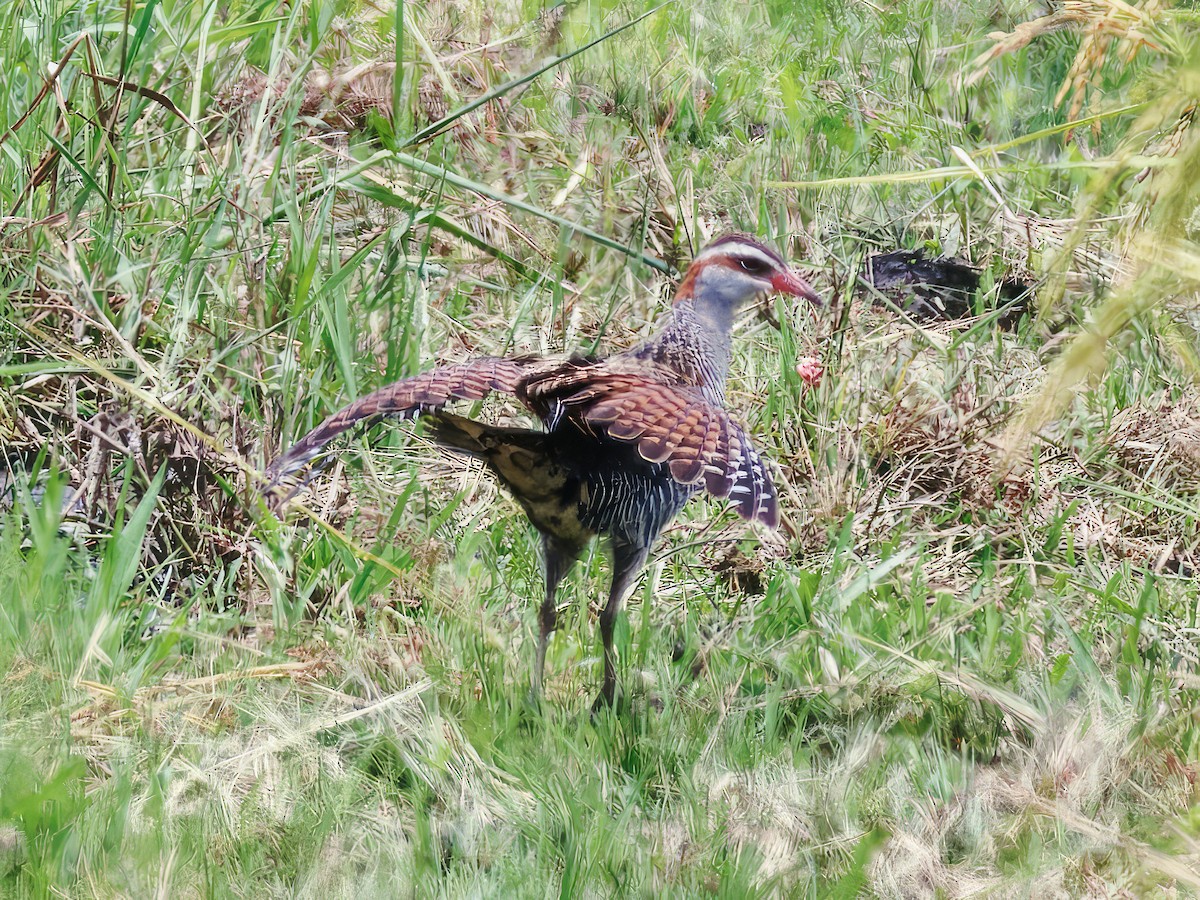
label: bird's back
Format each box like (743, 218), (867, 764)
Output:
(515, 352), (704, 549)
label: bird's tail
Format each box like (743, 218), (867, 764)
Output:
(421, 412), (496, 455)
(423, 411), (548, 458)
(424, 413), (577, 523)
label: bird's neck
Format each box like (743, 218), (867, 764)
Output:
(631, 297), (733, 404)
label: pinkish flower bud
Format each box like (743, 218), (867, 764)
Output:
(795, 356), (824, 387)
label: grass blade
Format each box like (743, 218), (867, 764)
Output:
(386, 151), (672, 272)
(401, 3), (672, 148)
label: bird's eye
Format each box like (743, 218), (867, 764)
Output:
(738, 258), (768, 275)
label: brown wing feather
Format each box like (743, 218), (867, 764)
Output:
(264, 357), (532, 488)
(558, 375), (779, 527)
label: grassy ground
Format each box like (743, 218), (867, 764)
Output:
(3, 0), (1200, 895)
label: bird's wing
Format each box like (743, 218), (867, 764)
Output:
(264, 357), (533, 488)
(539, 372), (779, 528)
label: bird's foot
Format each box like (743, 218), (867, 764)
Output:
(644, 688), (664, 714)
(523, 685), (545, 715)
(589, 693), (611, 718)
(589, 682), (620, 719)
(591, 671), (666, 720)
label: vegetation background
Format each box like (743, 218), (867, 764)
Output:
(2, 0), (1199, 894)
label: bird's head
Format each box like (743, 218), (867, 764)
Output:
(675, 234), (821, 325)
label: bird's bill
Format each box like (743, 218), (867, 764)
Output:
(772, 269), (822, 305)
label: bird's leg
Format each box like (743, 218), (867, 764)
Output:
(594, 541), (650, 711)
(532, 588), (556, 698)
(531, 573), (560, 700)
(531, 536), (580, 701)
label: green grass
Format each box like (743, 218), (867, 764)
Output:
(3, 0), (1200, 894)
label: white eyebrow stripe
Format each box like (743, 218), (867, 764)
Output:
(696, 242), (778, 269)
